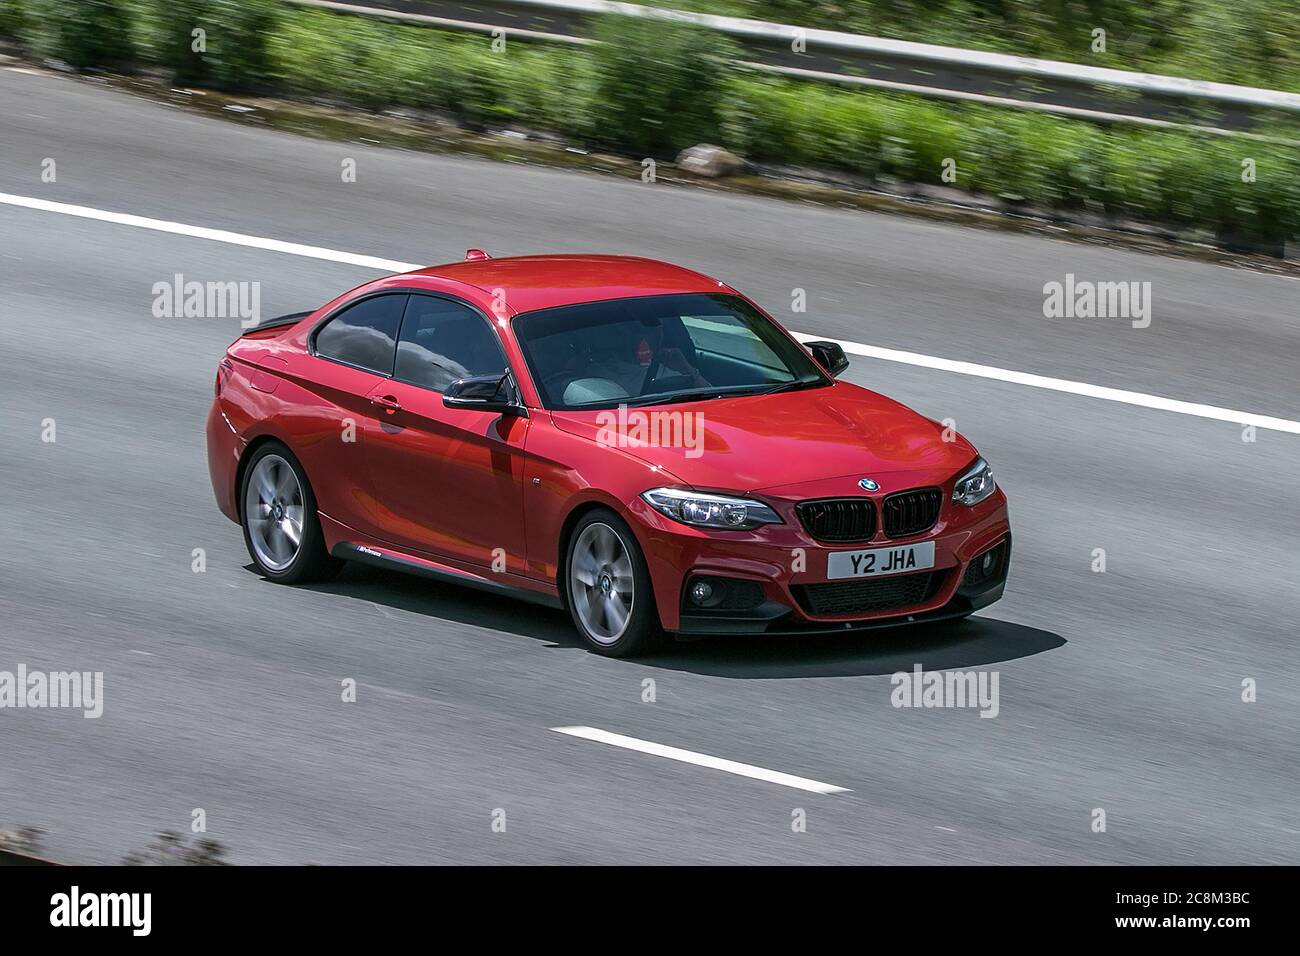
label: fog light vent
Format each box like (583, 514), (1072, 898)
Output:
(684, 576), (764, 612)
(960, 539), (1009, 593)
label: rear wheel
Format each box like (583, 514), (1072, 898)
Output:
(565, 509), (663, 657)
(240, 442), (341, 584)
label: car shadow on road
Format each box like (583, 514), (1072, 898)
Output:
(293, 563), (1064, 679)
(649, 617), (1066, 679)
(292, 562), (581, 644)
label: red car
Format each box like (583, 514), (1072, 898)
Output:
(207, 253), (1010, 656)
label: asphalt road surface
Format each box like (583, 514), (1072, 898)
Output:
(1, 66), (1297, 865)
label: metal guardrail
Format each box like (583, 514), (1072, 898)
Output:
(288, 0), (1300, 133)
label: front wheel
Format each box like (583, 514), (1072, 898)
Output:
(240, 442), (342, 584)
(565, 509), (663, 657)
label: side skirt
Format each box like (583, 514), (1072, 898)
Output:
(331, 542), (564, 610)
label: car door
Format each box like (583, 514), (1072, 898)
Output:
(364, 293), (530, 576)
(302, 292), (408, 537)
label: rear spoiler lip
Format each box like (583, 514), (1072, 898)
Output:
(240, 310), (312, 335)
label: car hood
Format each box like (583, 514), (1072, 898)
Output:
(548, 381), (978, 496)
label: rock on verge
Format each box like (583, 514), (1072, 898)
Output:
(676, 144), (745, 178)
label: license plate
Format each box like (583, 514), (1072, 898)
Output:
(827, 541), (935, 579)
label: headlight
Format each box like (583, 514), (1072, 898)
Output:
(952, 457), (996, 506)
(641, 487), (783, 530)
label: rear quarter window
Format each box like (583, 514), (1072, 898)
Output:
(314, 294), (407, 375)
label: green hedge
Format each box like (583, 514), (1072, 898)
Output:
(587, 16), (736, 154)
(720, 76), (1300, 243)
(267, 10), (592, 131)
(137, 0), (279, 90)
(0, 0), (25, 39)
(267, 10), (515, 120)
(18, 0), (135, 68)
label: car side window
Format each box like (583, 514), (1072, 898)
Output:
(394, 295), (507, 391)
(314, 294), (407, 375)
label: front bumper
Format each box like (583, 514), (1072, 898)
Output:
(631, 489), (1010, 634)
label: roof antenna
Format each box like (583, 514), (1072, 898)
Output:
(464, 249), (491, 261)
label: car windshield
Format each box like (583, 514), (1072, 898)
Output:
(512, 293), (828, 410)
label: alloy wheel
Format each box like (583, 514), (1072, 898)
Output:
(244, 453), (306, 572)
(569, 522), (636, 645)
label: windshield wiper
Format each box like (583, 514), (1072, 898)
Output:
(622, 380), (827, 407)
(622, 386), (763, 407)
(751, 378), (828, 396)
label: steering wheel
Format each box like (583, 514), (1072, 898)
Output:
(543, 370), (578, 402)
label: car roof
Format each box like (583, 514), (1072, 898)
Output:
(405, 254), (732, 315)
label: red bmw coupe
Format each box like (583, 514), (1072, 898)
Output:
(207, 253), (1010, 656)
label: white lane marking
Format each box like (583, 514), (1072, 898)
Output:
(2, 190), (1297, 435)
(0, 192), (420, 273)
(551, 725), (851, 794)
(791, 332), (1300, 435)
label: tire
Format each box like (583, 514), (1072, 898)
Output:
(240, 441), (342, 584)
(564, 508), (664, 657)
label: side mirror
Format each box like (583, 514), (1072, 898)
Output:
(805, 340), (849, 377)
(443, 373), (527, 416)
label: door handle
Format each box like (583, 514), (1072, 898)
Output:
(370, 394), (401, 415)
